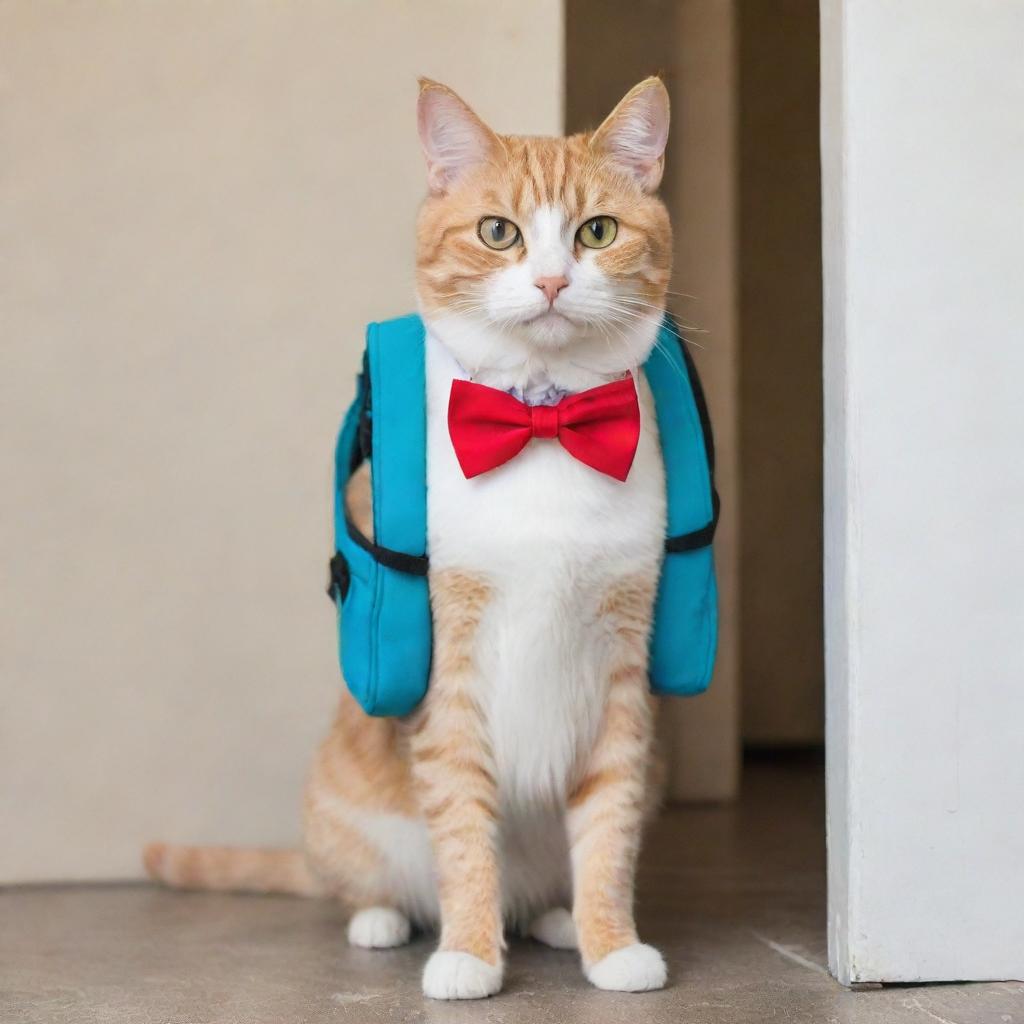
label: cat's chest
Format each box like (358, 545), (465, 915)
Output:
(423, 334), (666, 802)
(423, 335), (666, 575)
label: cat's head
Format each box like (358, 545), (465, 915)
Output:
(415, 78), (672, 386)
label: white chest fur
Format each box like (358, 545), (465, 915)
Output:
(424, 334), (667, 807)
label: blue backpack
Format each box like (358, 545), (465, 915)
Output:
(328, 313), (719, 717)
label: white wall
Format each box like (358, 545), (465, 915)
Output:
(0, 1), (563, 882)
(823, 0), (1024, 983)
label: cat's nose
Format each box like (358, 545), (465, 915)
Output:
(534, 275), (569, 305)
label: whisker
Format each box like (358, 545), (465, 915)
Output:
(614, 297), (709, 335)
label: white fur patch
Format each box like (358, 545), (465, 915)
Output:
(318, 790), (570, 930)
(342, 802), (439, 927)
(529, 907), (578, 949)
(483, 205), (568, 345)
(346, 907), (411, 949)
(586, 943), (667, 992)
(498, 804), (571, 927)
(422, 950), (504, 1000)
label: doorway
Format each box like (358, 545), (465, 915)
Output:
(566, 2), (824, 798)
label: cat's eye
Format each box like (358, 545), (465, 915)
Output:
(478, 217), (521, 251)
(577, 216), (618, 249)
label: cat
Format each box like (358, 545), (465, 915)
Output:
(145, 75), (674, 1000)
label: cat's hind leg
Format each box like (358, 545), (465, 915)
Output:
(303, 696), (431, 949)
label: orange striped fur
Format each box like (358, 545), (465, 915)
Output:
(567, 575), (659, 965)
(411, 570), (503, 966)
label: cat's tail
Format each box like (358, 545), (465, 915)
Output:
(143, 842), (322, 897)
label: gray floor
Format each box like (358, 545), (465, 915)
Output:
(2, 757), (1021, 1024)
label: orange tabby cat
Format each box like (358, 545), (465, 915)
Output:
(147, 76), (674, 999)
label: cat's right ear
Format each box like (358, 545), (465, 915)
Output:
(591, 77), (670, 192)
(417, 79), (498, 195)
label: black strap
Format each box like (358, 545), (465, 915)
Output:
(326, 524), (428, 606)
(661, 316), (719, 553)
(665, 489), (720, 553)
(333, 355), (429, 589)
(356, 352), (373, 468)
(344, 509), (429, 576)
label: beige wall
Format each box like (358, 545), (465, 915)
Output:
(0, 1), (563, 883)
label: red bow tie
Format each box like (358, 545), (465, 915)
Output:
(447, 375), (641, 481)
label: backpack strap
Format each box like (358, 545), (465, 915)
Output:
(665, 488), (720, 552)
(330, 318), (429, 589)
(328, 315), (432, 717)
(662, 321), (720, 552)
(647, 314), (720, 552)
(645, 313), (720, 697)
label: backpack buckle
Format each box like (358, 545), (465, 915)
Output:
(326, 552), (351, 604)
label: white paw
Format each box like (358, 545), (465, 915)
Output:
(346, 907), (411, 949)
(586, 942), (667, 992)
(422, 950), (503, 1000)
(529, 908), (578, 950)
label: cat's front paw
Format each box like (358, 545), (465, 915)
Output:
(422, 950), (503, 1000)
(586, 942), (667, 992)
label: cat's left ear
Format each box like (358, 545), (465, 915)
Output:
(591, 77), (670, 192)
(417, 79), (499, 195)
